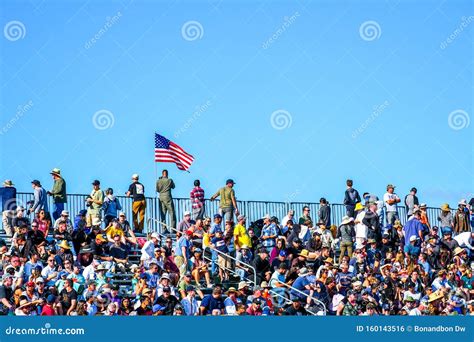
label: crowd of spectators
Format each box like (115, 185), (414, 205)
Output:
(0, 171), (473, 316)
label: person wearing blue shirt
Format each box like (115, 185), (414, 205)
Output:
(199, 288), (225, 315)
(261, 215), (278, 253)
(402, 209), (424, 246)
(181, 285), (199, 316)
(30, 180), (48, 215)
(209, 214), (223, 275)
(174, 231), (193, 276)
(290, 269), (312, 300)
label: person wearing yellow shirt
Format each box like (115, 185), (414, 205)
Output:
(104, 219), (126, 244)
(234, 215), (252, 253)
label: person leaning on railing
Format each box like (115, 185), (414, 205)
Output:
(126, 173), (146, 233)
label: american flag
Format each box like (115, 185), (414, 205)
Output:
(154, 133), (194, 171)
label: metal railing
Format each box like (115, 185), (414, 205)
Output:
(276, 280), (327, 316)
(12, 192), (456, 233)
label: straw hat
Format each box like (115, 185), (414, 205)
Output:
(2, 180), (14, 186)
(355, 202), (364, 211)
(299, 249), (309, 258)
(428, 290), (444, 303)
(440, 203), (451, 212)
(453, 247), (465, 256)
(58, 240), (70, 250)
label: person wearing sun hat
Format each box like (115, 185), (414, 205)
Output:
(438, 203), (454, 231)
(0, 179), (17, 236)
(47, 168), (67, 221)
(454, 199), (470, 234)
(337, 216), (355, 264)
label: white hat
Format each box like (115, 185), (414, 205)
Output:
(183, 211), (191, 216)
(118, 212), (126, 217)
(459, 199), (467, 206)
(409, 235), (417, 242)
(419, 203), (427, 208)
(262, 214), (271, 220)
(150, 232), (160, 239)
(160, 273), (170, 280)
(132, 174), (139, 180)
(61, 210), (69, 216)
(341, 216), (354, 225)
(35, 277), (45, 283)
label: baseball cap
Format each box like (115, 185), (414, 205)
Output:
(35, 277), (44, 284)
(184, 211), (191, 216)
(226, 179), (235, 185)
(119, 212), (126, 217)
(185, 229), (193, 236)
(279, 250), (287, 257)
(162, 286), (171, 292)
(186, 285), (195, 292)
(31, 179), (41, 186)
(213, 214), (222, 219)
(150, 232), (160, 239)
(92, 180), (100, 185)
(237, 215), (246, 221)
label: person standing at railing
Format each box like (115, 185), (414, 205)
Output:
(454, 200), (470, 235)
(126, 174), (146, 233)
(1, 179), (17, 236)
(343, 179), (361, 218)
(336, 216), (355, 264)
(404, 187), (419, 219)
(318, 198), (331, 227)
(156, 170), (176, 233)
(438, 204), (454, 233)
(384, 184), (401, 225)
(190, 180), (205, 221)
(47, 168), (67, 222)
(30, 180), (48, 215)
(86, 180), (104, 228)
(102, 188), (122, 227)
(210, 179), (239, 222)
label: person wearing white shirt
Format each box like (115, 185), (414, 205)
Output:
(454, 232), (474, 251)
(281, 210), (295, 228)
(140, 233), (160, 262)
(354, 210), (367, 250)
(383, 184), (400, 225)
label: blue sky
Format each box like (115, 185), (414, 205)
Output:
(0, 0), (472, 207)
